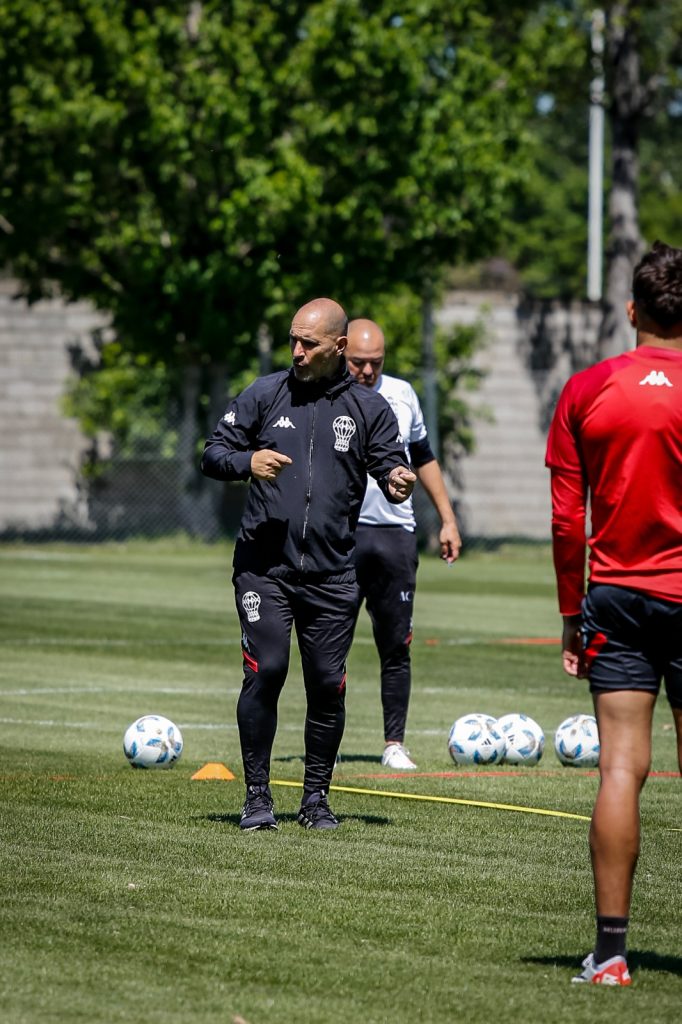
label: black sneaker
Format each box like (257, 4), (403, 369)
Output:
(240, 784), (278, 831)
(297, 790), (339, 830)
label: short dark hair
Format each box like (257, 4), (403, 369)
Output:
(632, 240), (682, 329)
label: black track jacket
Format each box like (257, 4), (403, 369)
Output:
(201, 364), (408, 580)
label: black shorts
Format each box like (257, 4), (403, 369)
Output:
(581, 584), (682, 707)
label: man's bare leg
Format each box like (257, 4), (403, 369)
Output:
(672, 704), (682, 775)
(590, 690), (656, 916)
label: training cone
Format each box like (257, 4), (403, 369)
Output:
(191, 762), (236, 781)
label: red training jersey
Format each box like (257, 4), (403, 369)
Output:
(545, 344), (682, 615)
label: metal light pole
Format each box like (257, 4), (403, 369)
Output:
(587, 9), (605, 301)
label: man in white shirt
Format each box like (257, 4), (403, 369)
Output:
(346, 318), (462, 769)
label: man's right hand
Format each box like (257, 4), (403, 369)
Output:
(250, 450), (293, 480)
(561, 614), (585, 677)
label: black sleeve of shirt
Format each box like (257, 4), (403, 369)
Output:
(363, 398), (409, 504)
(200, 381), (262, 481)
(408, 436), (436, 468)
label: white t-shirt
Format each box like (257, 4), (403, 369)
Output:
(359, 373), (427, 530)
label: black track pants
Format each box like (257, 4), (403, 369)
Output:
(354, 524), (418, 743)
(234, 572), (360, 792)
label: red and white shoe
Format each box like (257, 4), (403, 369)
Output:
(572, 953), (632, 986)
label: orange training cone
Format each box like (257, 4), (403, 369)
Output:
(191, 762), (236, 781)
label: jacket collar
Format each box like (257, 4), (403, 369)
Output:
(287, 361), (352, 398)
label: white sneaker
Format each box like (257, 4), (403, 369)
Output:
(382, 743), (417, 770)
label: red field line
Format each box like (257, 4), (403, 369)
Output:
(495, 637), (561, 645)
(350, 769), (680, 780)
(351, 770), (552, 780)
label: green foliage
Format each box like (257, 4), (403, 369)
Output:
(0, 0), (316, 368)
(501, 1), (682, 297)
(276, 1), (540, 300)
(0, 0), (572, 463)
(63, 341), (178, 459)
(504, 114), (591, 298)
(640, 130), (682, 249)
(0, 1), (555, 356)
(362, 287), (485, 455)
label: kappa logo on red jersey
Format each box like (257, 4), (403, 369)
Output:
(639, 370), (673, 387)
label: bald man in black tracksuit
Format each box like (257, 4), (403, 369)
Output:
(201, 298), (415, 831)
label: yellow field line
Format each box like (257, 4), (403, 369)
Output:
(270, 779), (591, 822)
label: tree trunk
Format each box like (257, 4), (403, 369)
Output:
(598, 4), (645, 359)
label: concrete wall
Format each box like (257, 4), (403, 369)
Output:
(0, 283), (604, 540)
(0, 280), (106, 535)
(437, 290), (601, 540)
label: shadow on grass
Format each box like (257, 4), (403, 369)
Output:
(336, 753), (383, 765)
(272, 753), (383, 765)
(522, 951), (682, 977)
(201, 812), (391, 827)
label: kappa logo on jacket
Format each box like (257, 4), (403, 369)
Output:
(272, 415), (296, 429)
(332, 415), (356, 452)
(639, 370), (673, 388)
(223, 410), (236, 424)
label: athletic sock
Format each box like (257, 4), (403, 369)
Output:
(594, 916), (629, 963)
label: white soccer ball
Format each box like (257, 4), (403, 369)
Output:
(448, 713), (505, 766)
(497, 713), (545, 766)
(123, 715), (183, 769)
(554, 713), (600, 767)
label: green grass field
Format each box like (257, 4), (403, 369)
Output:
(1, 540), (680, 1023)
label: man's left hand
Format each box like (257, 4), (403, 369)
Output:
(440, 523), (462, 564)
(388, 465), (417, 502)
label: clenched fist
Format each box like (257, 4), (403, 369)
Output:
(387, 465), (417, 502)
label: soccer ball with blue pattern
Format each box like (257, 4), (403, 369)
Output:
(497, 712), (545, 765)
(448, 713), (505, 765)
(123, 715), (183, 769)
(554, 713), (600, 767)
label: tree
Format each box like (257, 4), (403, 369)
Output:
(500, 0), (682, 336)
(0, 0), (574, 531)
(0, 0), (320, 529)
(0, 0), (573, 344)
(599, 1), (682, 355)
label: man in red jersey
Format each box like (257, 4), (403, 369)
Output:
(546, 241), (682, 986)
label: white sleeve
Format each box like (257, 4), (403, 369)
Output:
(408, 385), (427, 443)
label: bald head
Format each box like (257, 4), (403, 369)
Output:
(294, 298), (348, 339)
(289, 297), (348, 383)
(346, 318), (385, 388)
